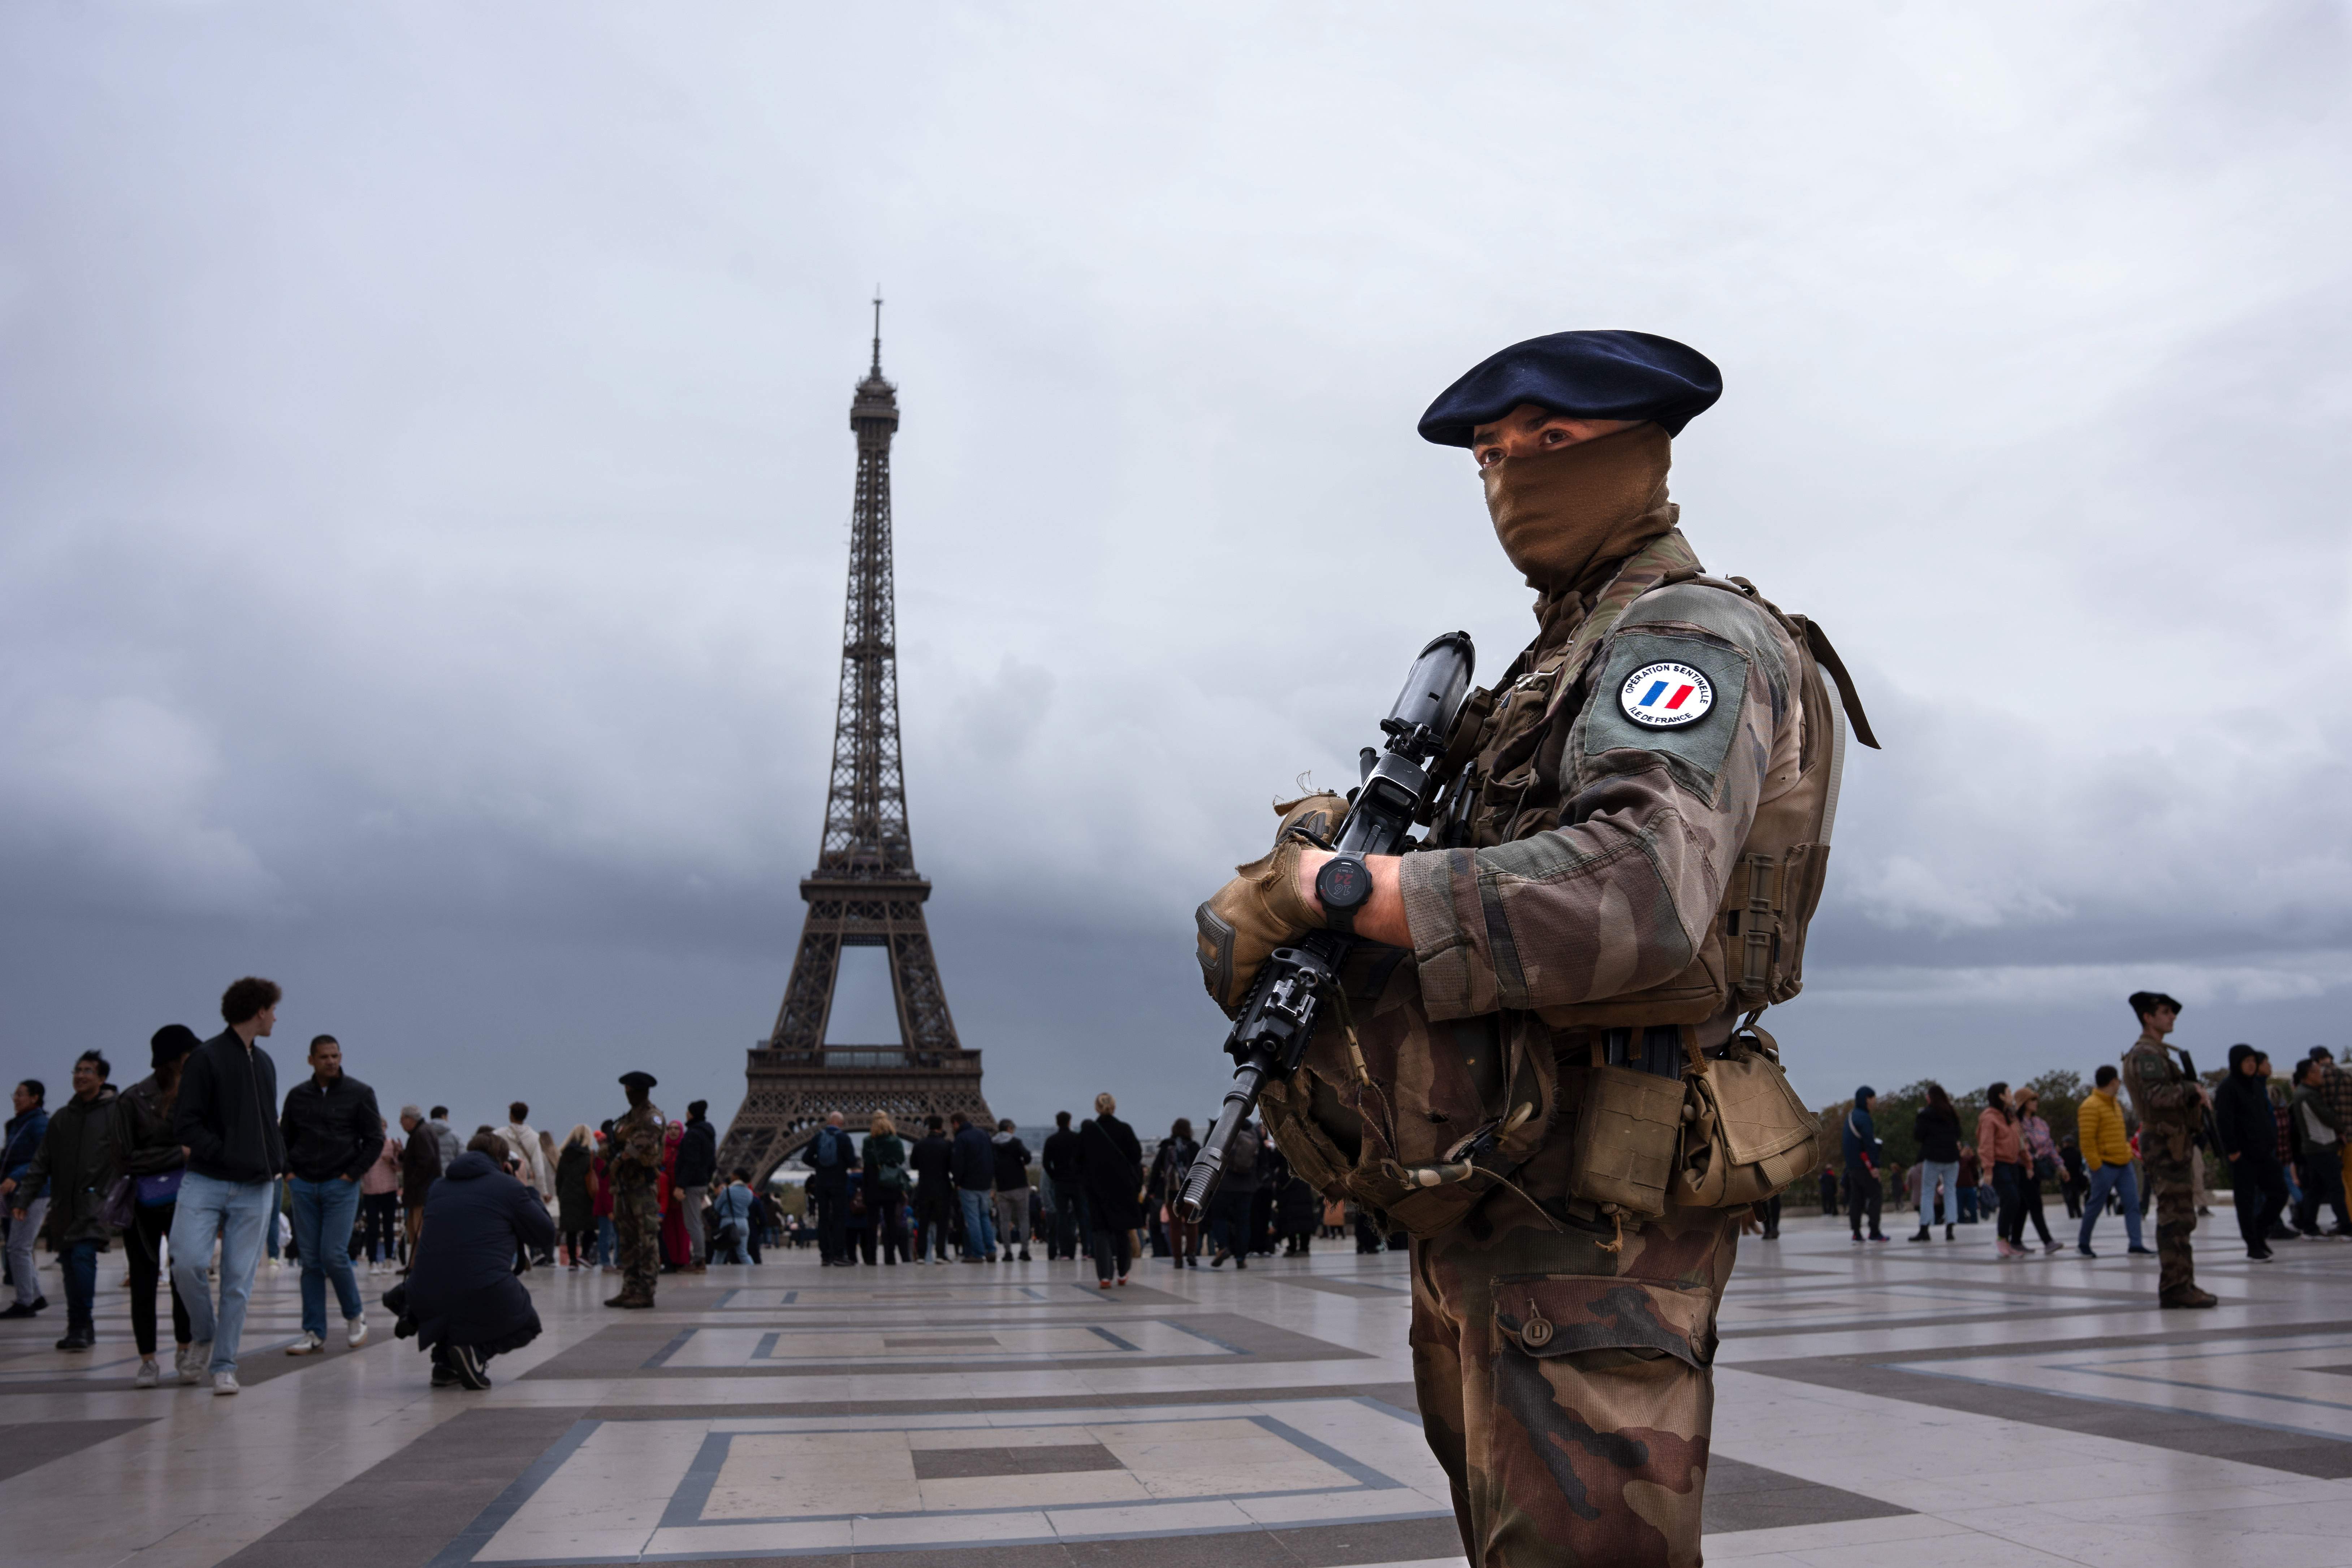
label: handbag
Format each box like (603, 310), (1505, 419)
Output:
(137, 1170), (183, 1207)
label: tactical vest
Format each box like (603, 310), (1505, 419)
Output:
(1257, 533), (1875, 1237)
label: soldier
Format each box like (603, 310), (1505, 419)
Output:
(2117, 991), (2217, 1309)
(606, 1071), (664, 1309)
(1198, 331), (1876, 1566)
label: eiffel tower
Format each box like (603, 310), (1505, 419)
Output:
(718, 302), (993, 1183)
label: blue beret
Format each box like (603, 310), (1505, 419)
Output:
(1417, 330), (1722, 446)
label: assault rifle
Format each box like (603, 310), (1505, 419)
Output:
(1175, 631), (1476, 1223)
(2174, 1047), (2228, 1157)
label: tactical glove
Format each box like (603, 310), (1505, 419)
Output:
(1194, 791), (1348, 1015)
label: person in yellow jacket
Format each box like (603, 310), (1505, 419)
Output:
(2076, 1065), (2150, 1257)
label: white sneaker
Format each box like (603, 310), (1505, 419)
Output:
(287, 1331), (325, 1356)
(134, 1359), (160, 1389)
(213, 1371), (239, 1395)
(181, 1343), (210, 1384)
(345, 1316), (368, 1349)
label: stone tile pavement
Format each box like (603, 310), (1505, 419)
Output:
(3, 1203), (2349, 1566)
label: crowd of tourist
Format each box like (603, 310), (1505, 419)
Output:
(22, 972), (2335, 1396)
(784, 1093), (1380, 1287)
(1821, 1043), (2351, 1262)
(0, 971), (1391, 1395)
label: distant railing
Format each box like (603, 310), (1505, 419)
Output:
(749, 1046), (982, 1071)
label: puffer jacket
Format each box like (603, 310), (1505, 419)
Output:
(2078, 1090), (2131, 1171)
(18, 1087), (121, 1246)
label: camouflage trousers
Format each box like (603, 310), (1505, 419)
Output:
(1410, 1201), (1737, 1568)
(613, 1183), (660, 1303)
(2145, 1157), (2197, 1299)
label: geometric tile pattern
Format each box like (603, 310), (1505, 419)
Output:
(4, 1207), (2350, 1568)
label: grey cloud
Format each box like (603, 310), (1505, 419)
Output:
(2, 5), (2347, 1131)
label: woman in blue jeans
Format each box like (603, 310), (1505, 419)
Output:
(1908, 1082), (1964, 1243)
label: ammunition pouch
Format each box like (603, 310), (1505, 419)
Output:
(1670, 1024), (1823, 1208)
(1561, 1064), (1685, 1221)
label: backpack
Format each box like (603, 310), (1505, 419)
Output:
(1228, 1127), (1259, 1179)
(809, 1127), (842, 1169)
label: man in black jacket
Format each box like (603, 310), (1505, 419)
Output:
(991, 1121), (1033, 1263)
(280, 1033), (382, 1356)
(674, 1101), (718, 1273)
(4, 1052), (118, 1350)
(1041, 1111), (1085, 1261)
(169, 976), (290, 1394)
(909, 1116), (953, 1264)
(2217, 1045), (2291, 1261)
(950, 1112), (998, 1262)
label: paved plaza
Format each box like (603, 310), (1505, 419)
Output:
(6, 1207), (2352, 1568)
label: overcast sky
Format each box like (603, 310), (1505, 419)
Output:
(3, 5), (2346, 1142)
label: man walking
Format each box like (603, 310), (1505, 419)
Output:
(0, 1081), (49, 1317)
(606, 1072), (663, 1308)
(4, 1052), (118, 1349)
(804, 1110), (852, 1266)
(171, 976), (290, 1392)
(991, 1119), (1033, 1263)
(398, 1105), (443, 1266)
(909, 1114), (953, 1264)
(673, 1100), (719, 1272)
(2290, 1058), (2348, 1236)
(279, 1034), (381, 1353)
(1041, 1110), (1084, 1261)
(2119, 991), (2218, 1307)
(950, 1111), (996, 1262)
(1845, 1087), (1889, 1243)
(2076, 1065), (2150, 1256)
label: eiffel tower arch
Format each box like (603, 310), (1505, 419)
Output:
(719, 303), (994, 1186)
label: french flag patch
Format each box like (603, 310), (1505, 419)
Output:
(1618, 660), (1715, 729)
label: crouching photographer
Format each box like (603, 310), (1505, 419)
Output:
(391, 1132), (555, 1389)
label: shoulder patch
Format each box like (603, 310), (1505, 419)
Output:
(1583, 629), (1751, 792)
(1620, 580), (1788, 676)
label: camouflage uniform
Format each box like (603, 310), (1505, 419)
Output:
(1259, 528), (1851, 1567)
(2119, 1032), (2205, 1301)
(609, 1100), (665, 1306)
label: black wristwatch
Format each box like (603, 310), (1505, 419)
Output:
(1315, 852), (1373, 936)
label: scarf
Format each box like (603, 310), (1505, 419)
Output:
(1482, 421), (1678, 600)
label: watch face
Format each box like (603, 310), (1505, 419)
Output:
(1317, 856), (1370, 910)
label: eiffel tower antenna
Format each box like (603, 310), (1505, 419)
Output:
(719, 305), (991, 1182)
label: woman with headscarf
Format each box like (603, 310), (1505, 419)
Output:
(1079, 1092), (1142, 1289)
(114, 1026), (197, 1386)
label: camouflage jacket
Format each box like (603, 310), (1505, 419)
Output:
(2120, 1032), (2201, 1167)
(611, 1101), (666, 1188)
(1262, 528), (1816, 1236)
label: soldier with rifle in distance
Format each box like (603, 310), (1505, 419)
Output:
(2120, 991), (2219, 1308)
(1185, 332), (1877, 1567)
